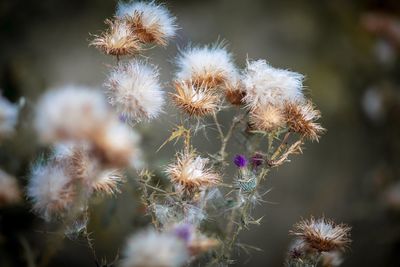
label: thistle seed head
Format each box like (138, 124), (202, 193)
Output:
(290, 217), (351, 252)
(171, 80), (220, 117)
(165, 152), (221, 194)
(105, 60), (165, 122)
(122, 229), (189, 267)
(91, 19), (142, 57)
(249, 105), (285, 132)
(284, 101), (326, 141)
(242, 59), (304, 109)
(116, 1), (177, 46)
(175, 44), (239, 90)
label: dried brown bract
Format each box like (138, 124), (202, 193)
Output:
(284, 101), (326, 141)
(290, 217), (351, 252)
(171, 81), (220, 117)
(91, 169), (124, 195)
(224, 81), (246, 105)
(127, 11), (167, 46)
(165, 152), (221, 194)
(91, 19), (142, 57)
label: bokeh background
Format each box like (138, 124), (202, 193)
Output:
(1, 0), (400, 266)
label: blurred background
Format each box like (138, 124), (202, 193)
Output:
(1, 0), (400, 266)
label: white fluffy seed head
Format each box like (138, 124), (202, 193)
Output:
(34, 85), (111, 143)
(116, 1), (177, 45)
(93, 119), (142, 168)
(28, 158), (77, 221)
(106, 60), (165, 121)
(122, 229), (189, 267)
(0, 95), (18, 139)
(242, 59), (304, 109)
(175, 44), (239, 89)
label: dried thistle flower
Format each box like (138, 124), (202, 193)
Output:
(93, 119), (142, 168)
(284, 101), (325, 141)
(121, 229), (189, 267)
(91, 169), (124, 195)
(0, 94), (18, 139)
(91, 19), (142, 57)
(54, 143), (125, 194)
(28, 157), (80, 221)
(0, 169), (21, 206)
(249, 105), (285, 132)
(175, 44), (238, 90)
(290, 217), (351, 252)
(242, 59), (304, 109)
(116, 1), (177, 46)
(171, 81), (219, 116)
(34, 85), (111, 143)
(165, 152), (221, 194)
(105, 60), (165, 121)
(224, 81), (246, 105)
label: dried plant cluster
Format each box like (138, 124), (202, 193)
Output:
(287, 217), (351, 267)
(0, 1), (352, 267)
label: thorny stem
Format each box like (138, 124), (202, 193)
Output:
(212, 111), (225, 144)
(222, 131), (300, 263)
(83, 227), (98, 264)
(138, 170), (161, 230)
(271, 130), (291, 160)
(38, 186), (89, 267)
(213, 112), (244, 165)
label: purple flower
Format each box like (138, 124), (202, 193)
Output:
(234, 154), (248, 168)
(119, 114), (128, 122)
(251, 153), (264, 168)
(173, 223), (193, 243)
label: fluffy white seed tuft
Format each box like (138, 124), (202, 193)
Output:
(116, 1), (177, 45)
(28, 158), (78, 221)
(121, 229), (189, 267)
(106, 60), (165, 121)
(175, 44), (239, 89)
(34, 85), (111, 143)
(242, 59), (304, 109)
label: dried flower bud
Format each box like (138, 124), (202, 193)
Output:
(290, 217), (351, 252)
(122, 229), (189, 267)
(165, 152), (221, 194)
(171, 81), (219, 117)
(242, 59), (304, 109)
(249, 105), (285, 132)
(175, 44), (238, 90)
(116, 1), (177, 46)
(106, 60), (165, 121)
(0, 94), (18, 140)
(0, 169), (21, 206)
(91, 19), (142, 57)
(251, 153), (264, 169)
(284, 101), (325, 141)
